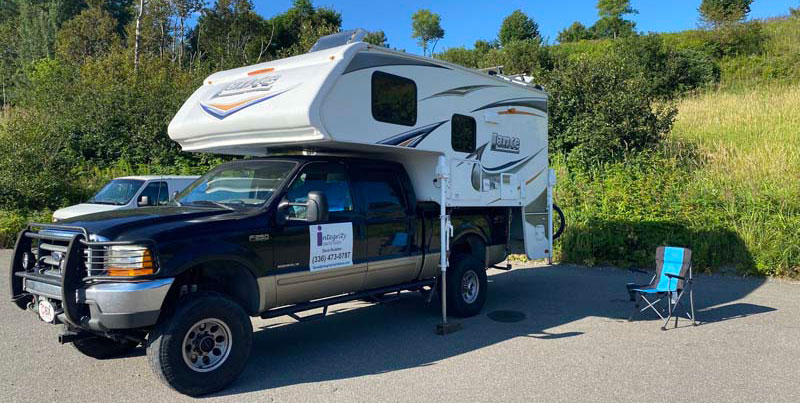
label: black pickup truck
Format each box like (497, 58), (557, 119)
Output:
(9, 155), (510, 395)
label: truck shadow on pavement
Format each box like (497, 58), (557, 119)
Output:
(212, 263), (775, 397)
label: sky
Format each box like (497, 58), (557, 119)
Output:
(251, 0), (798, 53)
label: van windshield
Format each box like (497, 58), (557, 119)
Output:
(88, 179), (146, 206)
(176, 160), (296, 208)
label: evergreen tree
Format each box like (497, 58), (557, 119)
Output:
(498, 10), (540, 47)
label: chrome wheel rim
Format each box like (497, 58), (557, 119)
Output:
(461, 270), (479, 304)
(182, 318), (232, 373)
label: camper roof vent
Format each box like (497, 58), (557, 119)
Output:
(310, 29), (367, 52)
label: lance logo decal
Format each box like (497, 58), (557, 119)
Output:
(200, 74), (297, 120)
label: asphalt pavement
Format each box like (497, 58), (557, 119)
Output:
(1, 249), (798, 402)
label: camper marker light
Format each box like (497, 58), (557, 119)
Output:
(106, 245), (155, 277)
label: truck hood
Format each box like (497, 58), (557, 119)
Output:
(59, 206), (248, 241)
(53, 203), (123, 221)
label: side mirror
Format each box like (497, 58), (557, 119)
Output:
(305, 191), (329, 223)
(277, 191), (329, 224)
(170, 191), (178, 201)
(138, 195), (150, 207)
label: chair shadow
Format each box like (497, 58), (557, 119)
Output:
(697, 303), (777, 324)
(210, 259), (775, 397)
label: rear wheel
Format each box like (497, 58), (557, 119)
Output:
(72, 334), (139, 359)
(147, 292), (252, 396)
(444, 254), (488, 318)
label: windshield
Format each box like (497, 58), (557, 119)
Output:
(88, 179), (145, 206)
(176, 160), (296, 208)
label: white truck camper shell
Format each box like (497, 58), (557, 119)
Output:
(168, 32), (556, 265)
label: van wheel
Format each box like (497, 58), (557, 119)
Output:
(147, 292), (252, 396)
(445, 254), (488, 318)
(72, 334), (139, 359)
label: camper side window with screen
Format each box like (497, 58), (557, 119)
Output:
(451, 114), (476, 153)
(372, 71), (417, 126)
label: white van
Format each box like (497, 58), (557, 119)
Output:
(52, 176), (199, 222)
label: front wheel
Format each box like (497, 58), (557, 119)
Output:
(147, 292), (253, 396)
(444, 254), (488, 318)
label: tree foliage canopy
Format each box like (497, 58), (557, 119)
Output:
(363, 30), (388, 47)
(498, 10), (540, 47)
(411, 9), (444, 56)
(699, 0), (754, 26)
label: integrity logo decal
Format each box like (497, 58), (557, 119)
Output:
(200, 74), (295, 120)
(309, 222), (353, 271)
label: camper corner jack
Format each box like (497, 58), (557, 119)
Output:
(436, 156), (462, 335)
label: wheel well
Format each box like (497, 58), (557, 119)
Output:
(162, 261), (261, 317)
(451, 234), (487, 268)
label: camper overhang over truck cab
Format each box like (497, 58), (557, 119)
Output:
(169, 30), (557, 264)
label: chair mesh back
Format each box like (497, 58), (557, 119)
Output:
(654, 247), (692, 291)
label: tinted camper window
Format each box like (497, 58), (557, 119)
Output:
(451, 114), (476, 153)
(372, 71), (417, 126)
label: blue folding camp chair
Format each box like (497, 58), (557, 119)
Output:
(627, 246), (697, 330)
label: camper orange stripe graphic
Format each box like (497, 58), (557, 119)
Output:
(498, 108), (537, 116)
(206, 96), (264, 112)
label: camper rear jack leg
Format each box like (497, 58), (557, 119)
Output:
(436, 156), (462, 335)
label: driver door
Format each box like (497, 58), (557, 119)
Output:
(272, 162), (367, 305)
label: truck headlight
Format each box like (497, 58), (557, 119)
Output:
(106, 246), (155, 277)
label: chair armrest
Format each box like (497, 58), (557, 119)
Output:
(664, 273), (686, 280)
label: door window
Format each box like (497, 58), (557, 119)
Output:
(286, 163), (354, 220)
(139, 182), (169, 206)
(356, 170), (406, 219)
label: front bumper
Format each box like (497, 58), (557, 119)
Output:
(10, 223), (172, 332)
(21, 276), (173, 331)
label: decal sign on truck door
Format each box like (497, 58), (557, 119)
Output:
(309, 223), (353, 271)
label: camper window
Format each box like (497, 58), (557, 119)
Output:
(371, 71), (417, 126)
(451, 114), (476, 153)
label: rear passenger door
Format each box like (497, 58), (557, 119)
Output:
(353, 167), (418, 289)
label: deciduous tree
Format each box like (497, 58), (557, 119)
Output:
(699, 0), (754, 26)
(411, 9), (444, 56)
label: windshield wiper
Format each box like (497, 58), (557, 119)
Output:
(187, 200), (235, 210)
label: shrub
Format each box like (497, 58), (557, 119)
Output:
(611, 35), (718, 98)
(0, 111), (79, 211)
(543, 56), (677, 169)
(0, 210), (53, 248)
(709, 21), (768, 57)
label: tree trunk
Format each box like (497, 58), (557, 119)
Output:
(178, 17), (185, 65)
(134, 0), (146, 74)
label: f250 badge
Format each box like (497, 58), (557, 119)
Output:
(491, 133), (521, 154)
(249, 234), (270, 242)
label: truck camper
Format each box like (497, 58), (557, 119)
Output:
(9, 30), (563, 396)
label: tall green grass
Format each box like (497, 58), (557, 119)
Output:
(556, 84), (800, 277)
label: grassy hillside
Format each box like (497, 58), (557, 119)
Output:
(555, 84), (800, 276)
(553, 17), (800, 276)
(672, 85), (800, 275)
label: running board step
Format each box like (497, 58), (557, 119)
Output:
(261, 279), (435, 320)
